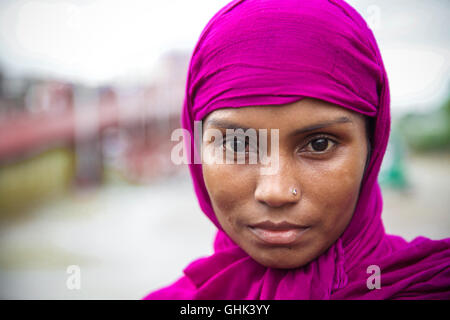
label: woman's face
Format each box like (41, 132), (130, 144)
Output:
(201, 98), (369, 269)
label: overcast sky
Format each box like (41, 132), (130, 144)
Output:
(0, 0), (448, 115)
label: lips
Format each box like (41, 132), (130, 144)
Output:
(248, 220), (309, 245)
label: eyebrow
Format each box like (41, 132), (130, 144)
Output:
(204, 116), (353, 135)
(290, 116), (353, 136)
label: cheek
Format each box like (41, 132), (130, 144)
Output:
(304, 148), (366, 231)
(202, 163), (255, 225)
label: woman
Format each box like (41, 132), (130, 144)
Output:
(145, 0), (450, 299)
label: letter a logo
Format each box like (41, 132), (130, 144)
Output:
(66, 265), (81, 290)
(366, 265), (381, 290)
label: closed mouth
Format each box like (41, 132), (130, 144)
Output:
(248, 220), (310, 245)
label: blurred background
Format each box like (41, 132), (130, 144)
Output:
(0, 0), (449, 299)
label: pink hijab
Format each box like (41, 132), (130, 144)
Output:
(145, 0), (450, 299)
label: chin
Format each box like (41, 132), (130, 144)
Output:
(258, 259), (309, 269)
(251, 251), (312, 269)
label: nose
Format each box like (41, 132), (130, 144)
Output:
(254, 158), (300, 208)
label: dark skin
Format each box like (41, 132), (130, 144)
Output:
(201, 98), (369, 269)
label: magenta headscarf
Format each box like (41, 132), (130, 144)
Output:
(145, 0), (450, 299)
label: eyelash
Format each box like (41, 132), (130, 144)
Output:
(300, 134), (338, 155)
(221, 133), (339, 157)
(222, 136), (254, 154)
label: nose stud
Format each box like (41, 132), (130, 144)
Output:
(291, 188), (298, 196)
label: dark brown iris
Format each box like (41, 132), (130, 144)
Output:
(311, 138), (328, 151)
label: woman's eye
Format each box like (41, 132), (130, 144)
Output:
(306, 137), (335, 153)
(223, 135), (259, 155)
(224, 137), (249, 153)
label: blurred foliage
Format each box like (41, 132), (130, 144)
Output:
(0, 148), (75, 216)
(397, 96), (450, 152)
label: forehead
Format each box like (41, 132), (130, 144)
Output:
(203, 98), (364, 129)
